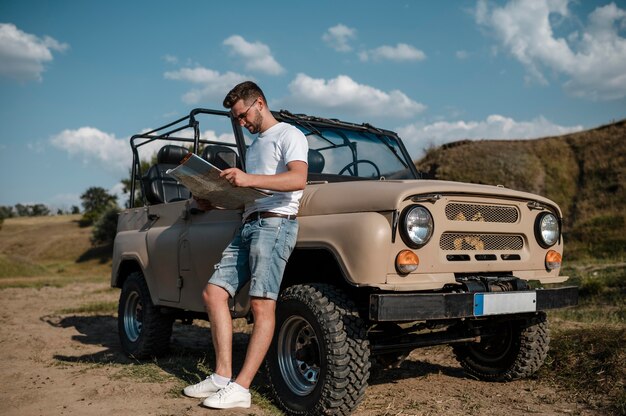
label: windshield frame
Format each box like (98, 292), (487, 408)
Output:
(273, 111), (420, 182)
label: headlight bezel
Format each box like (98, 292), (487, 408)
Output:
(535, 211), (560, 248)
(399, 204), (434, 249)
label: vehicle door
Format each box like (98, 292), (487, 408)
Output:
(178, 113), (249, 312)
(145, 200), (189, 303)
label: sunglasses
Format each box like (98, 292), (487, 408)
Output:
(234, 99), (258, 121)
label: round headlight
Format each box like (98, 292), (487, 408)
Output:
(535, 212), (560, 248)
(401, 205), (434, 248)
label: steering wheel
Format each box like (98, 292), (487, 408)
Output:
(338, 160), (381, 178)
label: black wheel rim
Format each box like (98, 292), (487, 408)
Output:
(469, 323), (514, 363)
(277, 315), (321, 396)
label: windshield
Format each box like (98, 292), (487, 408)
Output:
(295, 125), (416, 180)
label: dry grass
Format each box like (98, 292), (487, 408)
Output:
(546, 263), (626, 414)
(541, 323), (626, 414)
(0, 214), (111, 287)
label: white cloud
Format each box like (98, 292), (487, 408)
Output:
(26, 140), (46, 153)
(223, 35), (285, 75)
(359, 43), (426, 62)
(49, 126), (235, 179)
(285, 73), (426, 119)
(109, 182), (129, 207)
(456, 50), (470, 60)
(397, 114), (584, 159)
(476, 0), (626, 100)
(0, 23), (69, 81)
(322, 24), (357, 52)
(163, 54), (179, 64)
(48, 193), (81, 212)
(164, 67), (249, 104)
(50, 127), (131, 177)
(200, 130), (236, 144)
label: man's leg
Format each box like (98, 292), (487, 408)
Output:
(234, 297), (276, 388)
(203, 283), (234, 379)
(233, 217), (298, 388)
(184, 283), (234, 399)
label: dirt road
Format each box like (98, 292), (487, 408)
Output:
(0, 282), (598, 416)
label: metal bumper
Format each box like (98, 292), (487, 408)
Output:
(369, 286), (578, 322)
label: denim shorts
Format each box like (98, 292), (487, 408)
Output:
(208, 217), (298, 300)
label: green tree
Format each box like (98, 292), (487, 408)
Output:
(91, 206), (120, 246)
(0, 205), (14, 219)
(79, 187), (118, 226)
(31, 204), (50, 216)
(14, 203), (29, 216)
(13, 203), (50, 217)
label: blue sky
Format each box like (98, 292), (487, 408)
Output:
(1, 0), (625, 210)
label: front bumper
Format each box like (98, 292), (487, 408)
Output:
(369, 286), (578, 321)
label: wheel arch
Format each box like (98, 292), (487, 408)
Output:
(112, 257), (145, 289)
(282, 247), (355, 293)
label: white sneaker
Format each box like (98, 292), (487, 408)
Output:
(202, 382), (251, 409)
(183, 375), (226, 398)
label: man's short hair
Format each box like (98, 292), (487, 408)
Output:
(223, 81), (267, 109)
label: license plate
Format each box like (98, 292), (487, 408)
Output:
(474, 292), (537, 316)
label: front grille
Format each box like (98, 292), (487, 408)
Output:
(440, 233), (524, 251)
(445, 203), (518, 223)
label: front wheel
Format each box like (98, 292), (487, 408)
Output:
(265, 284), (370, 415)
(118, 271), (174, 358)
(453, 313), (550, 381)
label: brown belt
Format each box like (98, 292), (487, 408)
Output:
(244, 211), (297, 223)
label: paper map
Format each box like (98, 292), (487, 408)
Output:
(166, 153), (270, 210)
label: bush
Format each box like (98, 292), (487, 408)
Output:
(91, 206), (120, 246)
(79, 211), (101, 227)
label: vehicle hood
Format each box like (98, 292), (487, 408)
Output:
(298, 180), (560, 216)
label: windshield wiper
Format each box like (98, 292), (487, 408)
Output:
(285, 116), (337, 148)
(362, 123), (409, 169)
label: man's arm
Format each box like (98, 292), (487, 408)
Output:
(219, 161), (308, 192)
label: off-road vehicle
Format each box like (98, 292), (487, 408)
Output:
(112, 108), (578, 415)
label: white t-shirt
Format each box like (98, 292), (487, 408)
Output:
(243, 122), (309, 218)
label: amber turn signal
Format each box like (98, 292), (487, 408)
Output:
(396, 250), (419, 275)
(545, 250), (562, 271)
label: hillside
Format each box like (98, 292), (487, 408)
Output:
(0, 215), (111, 287)
(415, 119), (626, 261)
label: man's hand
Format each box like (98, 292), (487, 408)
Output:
(220, 168), (253, 188)
(193, 197), (216, 211)
(220, 161), (307, 192)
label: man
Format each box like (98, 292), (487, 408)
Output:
(183, 81), (309, 409)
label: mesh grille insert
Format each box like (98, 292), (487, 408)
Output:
(445, 203), (518, 223)
(440, 233), (524, 251)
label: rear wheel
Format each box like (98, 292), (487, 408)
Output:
(453, 313), (550, 381)
(118, 272), (174, 358)
(266, 284), (370, 415)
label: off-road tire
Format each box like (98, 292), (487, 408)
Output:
(118, 271), (174, 358)
(453, 312), (550, 381)
(265, 284), (370, 415)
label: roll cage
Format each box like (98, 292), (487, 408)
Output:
(128, 108), (420, 207)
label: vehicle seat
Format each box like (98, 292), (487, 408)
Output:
(308, 149), (325, 173)
(202, 145), (241, 170)
(142, 144), (191, 205)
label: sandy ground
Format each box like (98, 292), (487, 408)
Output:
(0, 282), (600, 416)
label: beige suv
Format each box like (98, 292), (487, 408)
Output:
(112, 109), (578, 415)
